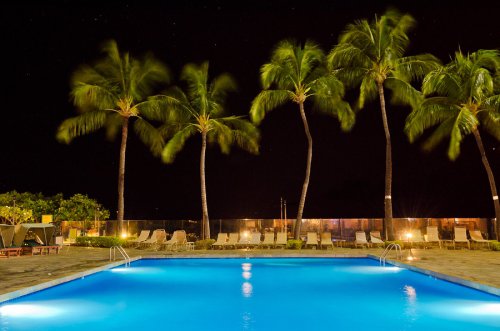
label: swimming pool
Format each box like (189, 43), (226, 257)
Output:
(0, 258), (499, 330)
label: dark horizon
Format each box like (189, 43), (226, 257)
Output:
(2, 0), (499, 221)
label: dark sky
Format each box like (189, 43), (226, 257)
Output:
(2, 0), (499, 220)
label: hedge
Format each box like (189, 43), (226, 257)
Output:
(75, 236), (125, 248)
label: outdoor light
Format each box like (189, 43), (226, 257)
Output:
(120, 232), (128, 239)
(405, 232), (413, 240)
(242, 231), (249, 239)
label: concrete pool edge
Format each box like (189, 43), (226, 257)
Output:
(1, 254), (498, 303)
(0, 257), (141, 304)
(366, 254), (500, 297)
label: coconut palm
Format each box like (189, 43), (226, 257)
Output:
(57, 40), (170, 233)
(327, 9), (440, 240)
(160, 62), (259, 240)
(405, 49), (500, 240)
(251, 39), (354, 240)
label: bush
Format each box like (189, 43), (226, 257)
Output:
(75, 236), (125, 248)
(195, 239), (215, 250)
(490, 240), (500, 251)
(286, 239), (303, 250)
(384, 240), (405, 248)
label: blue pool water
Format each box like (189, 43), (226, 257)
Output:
(0, 258), (499, 330)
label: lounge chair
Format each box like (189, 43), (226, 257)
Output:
(469, 230), (490, 249)
(369, 231), (385, 248)
(453, 227), (470, 249)
(66, 228), (80, 245)
(127, 230), (151, 247)
(139, 229), (166, 249)
(224, 233), (239, 249)
(212, 233), (228, 249)
(236, 232), (250, 248)
(424, 226), (442, 249)
(163, 230), (187, 251)
(319, 232), (334, 250)
(354, 231), (370, 248)
(247, 233), (262, 248)
(305, 232), (319, 249)
(409, 229), (427, 248)
(274, 232), (287, 249)
(259, 232), (275, 249)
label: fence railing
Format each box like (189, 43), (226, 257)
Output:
(60, 217), (496, 242)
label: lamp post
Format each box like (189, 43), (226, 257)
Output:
(405, 232), (414, 260)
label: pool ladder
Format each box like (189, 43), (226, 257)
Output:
(110, 245), (131, 267)
(379, 243), (402, 266)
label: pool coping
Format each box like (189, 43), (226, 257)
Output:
(1, 254), (498, 303)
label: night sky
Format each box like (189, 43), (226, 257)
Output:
(2, 0), (499, 220)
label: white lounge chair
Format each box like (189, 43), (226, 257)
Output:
(369, 231), (385, 248)
(453, 227), (470, 249)
(409, 229), (426, 248)
(247, 233), (262, 248)
(224, 233), (239, 249)
(212, 233), (228, 250)
(259, 233), (275, 249)
(275, 232), (287, 249)
(163, 230), (187, 251)
(305, 232), (319, 249)
(469, 230), (490, 249)
(425, 226), (442, 249)
(354, 231), (370, 248)
(127, 230), (150, 247)
(139, 229), (166, 249)
(320, 232), (334, 250)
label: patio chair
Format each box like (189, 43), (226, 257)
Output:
(139, 229), (166, 249)
(469, 230), (490, 249)
(163, 230), (187, 251)
(424, 226), (442, 249)
(274, 232), (287, 249)
(236, 232), (251, 248)
(259, 232), (275, 249)
(354, 231), (370, 248)
(453, 227), (470, 249)
(409, 229), (427, 248)
(305, 232), (319, 249)
(127, 230), (150, 247)
(212, 233), (228, 250)
(319, 232), (334, 250)
(369, 231), (385, 248)
(247, 233), (262, 248)
(224, 233), (239, 249)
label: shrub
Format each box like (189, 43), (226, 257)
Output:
(75, 236), (125, 248)
(286, 239), (303, 249)
(490, 240), (500, 251)
(384, 240), (405, 248)
(195, 239), (215, 250)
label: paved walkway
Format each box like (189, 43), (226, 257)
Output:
(0, 246), (498, 296)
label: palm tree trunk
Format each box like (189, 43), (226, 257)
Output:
(377, 82), (394, 240)
(472, 129), (500, 240)
(200, 132), (210, 240)
(294, 101), (313, 240)
(117, 117), (129, 235)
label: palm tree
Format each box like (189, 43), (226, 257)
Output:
(327, 9), (440, 240)
(57, 40), (170, 233)
(405, 49), (500, 240)
(250, 39), (354, 240)
(160, 62), (260, 240)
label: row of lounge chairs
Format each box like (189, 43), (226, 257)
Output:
(399, 226), (491, 249)
(127, 229), (191, 251)
(212, 232), (289, 249)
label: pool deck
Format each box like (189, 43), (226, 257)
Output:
(0, 246), (498, 298)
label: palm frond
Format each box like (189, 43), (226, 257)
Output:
(357, 75), (378, 109)
(405, 98), (459, 142)
(210, 117), (260, 154)
(133, 118), (165, 156)
(250, 90), (293, 124)
(422, 68), (461, 99)
(385, 77), (423, 109)
(260, 62), (293, 90)
(104, 112), (123, 141)
(129, 54), (170, 101)
(470, 68), (494, 102)
(56, 110), (109, 143)
(447, 108), (479, 159)
(421, 117), (455, 152)
(161, 125), (198, 164)
(478, 112), (500, 141)
(209, 73), (237, 104)
(394, 54), (441, 82)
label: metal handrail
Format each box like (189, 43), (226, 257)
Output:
(110, 245), (131, 267)
(379, 243), (402, 266)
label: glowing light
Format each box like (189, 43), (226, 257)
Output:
(242, 282), (253, 298)
(459, 303), (500, 316)
(242, 231), (249, 239)
(242, 263), (252, 272)
(407, 256), (415, 261)
(0, 304), (61, 318)
(120, 232), (128, 239)
(405, 232), (413, 239)
(404, 285), (417, 302)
